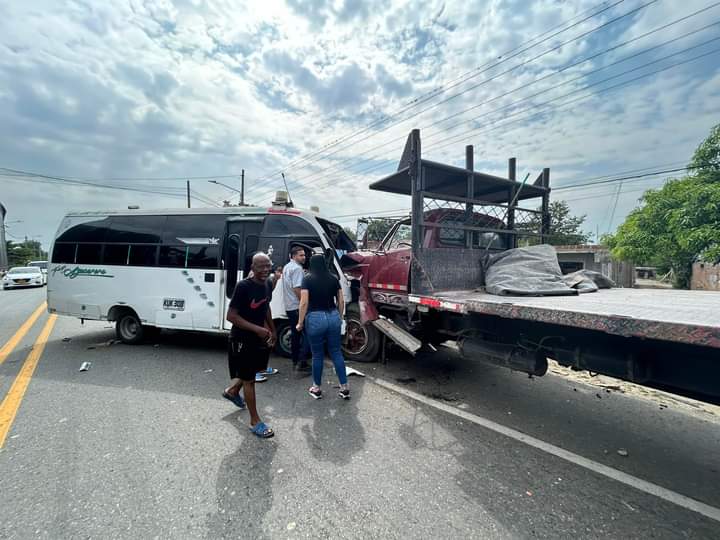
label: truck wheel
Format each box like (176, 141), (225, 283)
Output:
(274, 319), (292, 358)
(116, 311), (144, 344)
(343, 305), (381, 362)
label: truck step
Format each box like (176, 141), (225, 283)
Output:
(371, 318), (422, 355)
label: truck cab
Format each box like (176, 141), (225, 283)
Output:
(347, 209), (508, 307)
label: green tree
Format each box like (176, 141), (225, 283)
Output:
(604, 123), (720, 289)
(7, 240), (46, 267)
(356, 218), (397, 248)
(518, 200), (591, 245)
(689, 123), (720, 174)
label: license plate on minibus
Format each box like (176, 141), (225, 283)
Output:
(163, 298), (185, 311)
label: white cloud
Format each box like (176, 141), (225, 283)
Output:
(0, 0), (718, 252)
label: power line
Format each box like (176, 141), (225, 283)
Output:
(249, 0), (659, 194)
(326, 163), (701, 222)
(248, 0), (628, 185)
(250, 6), (717, 201)
(0, 167), (214, 203)
(282, 38), (719, 200)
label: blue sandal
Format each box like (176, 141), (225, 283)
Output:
(249, 422), (274, 438)
(222, 391), (246, 409)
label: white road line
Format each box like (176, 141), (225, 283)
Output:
(373, 377), (720, 524)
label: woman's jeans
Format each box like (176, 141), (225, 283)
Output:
(305, 309), (348, 387)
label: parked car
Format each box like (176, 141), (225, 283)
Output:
(2, 266), (45, 289)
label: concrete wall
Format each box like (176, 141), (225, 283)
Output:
(691, 262), (720, 291)
(555, 247), (635, 288)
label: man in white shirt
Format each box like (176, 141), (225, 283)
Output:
(282, 246), (310, 371)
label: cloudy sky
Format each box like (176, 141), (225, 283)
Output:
(1, 0), (719, 251)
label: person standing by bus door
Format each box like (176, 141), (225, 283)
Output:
(282, 246), (311, 372)
(223, 252), (276, 438)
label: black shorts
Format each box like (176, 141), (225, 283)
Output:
(228, 337), (270, 382)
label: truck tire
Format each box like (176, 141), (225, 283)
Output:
(343, 305), (381, 362)
(116, 311), (144, 344)
(274, 319), (292, 358)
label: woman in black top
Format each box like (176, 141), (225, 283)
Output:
(296, 254), (349, 399)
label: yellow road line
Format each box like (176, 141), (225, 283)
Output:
(0, 314), (57, 448)
(0, 302), (47, 366)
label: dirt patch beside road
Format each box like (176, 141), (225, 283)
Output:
(548, 361), (720, 420)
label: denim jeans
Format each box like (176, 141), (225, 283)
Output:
(305, 309), (347, 387)
(285, 309), (309, 364)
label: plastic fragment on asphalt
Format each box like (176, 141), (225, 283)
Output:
(346, 367), (365, 377)
(526, 491), (533, 496)
(287, 522), (296, 531)
(59, 418), (68, 423)
(203, 369), (213, 373)
(87, 339), (117, 350)
(79, 361), (92, 372)
(62, 337), (71, 342)
(277, 469), (284, 473)
(617, 449), (629, 457)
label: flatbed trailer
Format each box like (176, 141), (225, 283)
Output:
(409, 288), (720, 349)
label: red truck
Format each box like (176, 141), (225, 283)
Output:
(340, 130), (720, 405)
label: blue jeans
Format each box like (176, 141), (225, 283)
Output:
(306, 309), (347, 387)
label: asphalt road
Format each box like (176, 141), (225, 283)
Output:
(1, 286), (719, 539)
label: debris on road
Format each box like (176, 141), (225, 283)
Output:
(287, 522), (296, 531)
(153, 344), (160, 348)
(346, 367), (366, 377)
(61, 337), (71, 342)
(425, 392), (459, 403)
(622, 500), (637, 512)
(526, 491), (533, 497)
(79, 361), (92, 372)
(617, 449), (629, 457)
(457, 403), (470, 410)
(87, 339), (118, 350)
(58, 418), (68, 423)
(203, 369), (213, 373)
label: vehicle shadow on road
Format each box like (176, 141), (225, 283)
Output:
(206, 411), (278, 540)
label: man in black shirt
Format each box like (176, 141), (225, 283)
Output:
(224, 252), (276, 438)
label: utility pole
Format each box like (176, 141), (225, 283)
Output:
(0, 202), (7, 271)
(187, 181), (191, 209)
(240, 169), (245, 206)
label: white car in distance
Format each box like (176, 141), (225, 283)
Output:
(27, 261), (48, 283)
(2, 266), (45, 289)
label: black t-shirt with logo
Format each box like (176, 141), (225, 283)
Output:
(229, 278), (272, 341)
(301, 274), (340, 312)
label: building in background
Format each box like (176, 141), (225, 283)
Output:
(691, 261), (720, 291)
(0, 202), (7, 272)
(554, 244), (635, 288)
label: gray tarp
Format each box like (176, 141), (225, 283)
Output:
(484, 244), (615, 296)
